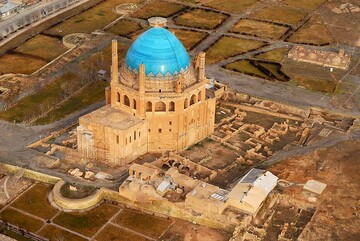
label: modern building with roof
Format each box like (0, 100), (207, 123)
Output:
(226, 168), (278, 214)
(77, 18), (216, 165)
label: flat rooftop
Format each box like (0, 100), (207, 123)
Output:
(80, 105), (144, 130)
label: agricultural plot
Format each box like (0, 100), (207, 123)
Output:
(0, 208), (44, 233)
(131, 0), (185, 19)
(174, 9), (228, 30)
(252, 6), (308, 25)
(0, 73), (79, 123)
(112, 209), (172, 239)
(287, 17), (334, 45)
(53, 203), (119, 237)
(94, 224), (150, 241)
(225, 60), (268, 79)
(11, 184), (57, 220)
(255, 48), (290, 62)
(205, 0), (258, 13)
(169, 29), (207, 50)
(230, 19), (289, 40)
(43, 0), (129, 37)
(0, 53), (46, 75)
(38, 225), (87, 241)
(14, 34), (68, 62)
(107, 19), (143, 37)
(34, 80), (109, 125)
(291, 76), (338, 93)
(205, 36), (265, 64)
(283, 0), (326, 11)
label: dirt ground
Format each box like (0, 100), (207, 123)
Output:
(162, 219), (232, 241)
(268, 140), (360, 241)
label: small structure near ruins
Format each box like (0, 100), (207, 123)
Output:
(120, 163), (278, 216)
(288, 46), (351, 70)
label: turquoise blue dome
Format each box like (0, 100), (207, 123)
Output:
(125, 27), (190, 77)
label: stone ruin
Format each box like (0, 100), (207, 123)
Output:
(288, 46), (351, 70)
(326, 2), (360, 14)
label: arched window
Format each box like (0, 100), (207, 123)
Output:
(146, 101), (152, 112)
(124, 95), (130, 107)
(117, 92), (120, 102)
(184, 98), (188, 109)
(155, 101), (166, 112)
(190, 94), (196, 106)
(169, 101), (175, 111)
(198, 91), (202, 102)
(133, 99), (137, 109)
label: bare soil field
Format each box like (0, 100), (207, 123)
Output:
(130, 0), (185, 19)
(230, 19), (289, 40)
(282, 0), (326, 11)
(162, 219), (232, 241)
(287, 17), (334, 45)
(252, 6), (308, 25)
(174, 9), (228, 30)
(205, 36), (265, 64)
(14, 34), (68, 62)
(169, 29), (207, 50)
(0, 53), (46, 75)
(107, 19), (143, 37)
(205, 0), (258, 14)
(254, 48), (289, 62)
(268, 140), (360, 241)
(44, 0), (140, 37)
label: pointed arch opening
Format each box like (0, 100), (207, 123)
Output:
(169, 101), (175, 112)
(184, 98), (188, 109)
(117, 92), (120, 102)
(155, 101), (166, 112)
(124, 95), (130, 107)
(190, 94), (196, 106)
(146, 101), (152, 112)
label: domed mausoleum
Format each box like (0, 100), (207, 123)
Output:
(77, 18), (217, 165)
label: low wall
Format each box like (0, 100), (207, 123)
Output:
(0, 163), (60, 184)
(51, 180), (103, 211)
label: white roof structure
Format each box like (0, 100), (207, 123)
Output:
(226, 168), (278, 214)
(157, 180), (171, 193)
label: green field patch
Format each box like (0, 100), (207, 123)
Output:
(170, 29), (207, 50)
(283, 0), (326, 11)
(0, 208), (43, 233)
(44, 0), (141, 37)
(174, 9), (228, 30)
(287, 17), (334, 45)
(107, 19), (142, 36)
(252, 6), (308, 25)
(37, 225), (87, 241)
(131, 0), (185, 19)
(230, 19), (289, 40)
(112, 209), (172, 239)
(254, 48), (290, 62)
(53, 203), (119, 237)
(11, 184), (57, 220)
(205, 0), (258, 13)
(0, 72), (79, 123)
(95, 223), (151, 241)
(34, 81), (109, 125)
(205, 36), (265, 64)
(14, 34), (67, 62)
(225, 60), (268, 79)
(258, 62), (289, 81)
(0, 53), (46, 75)
(291, 76), (337, 93)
